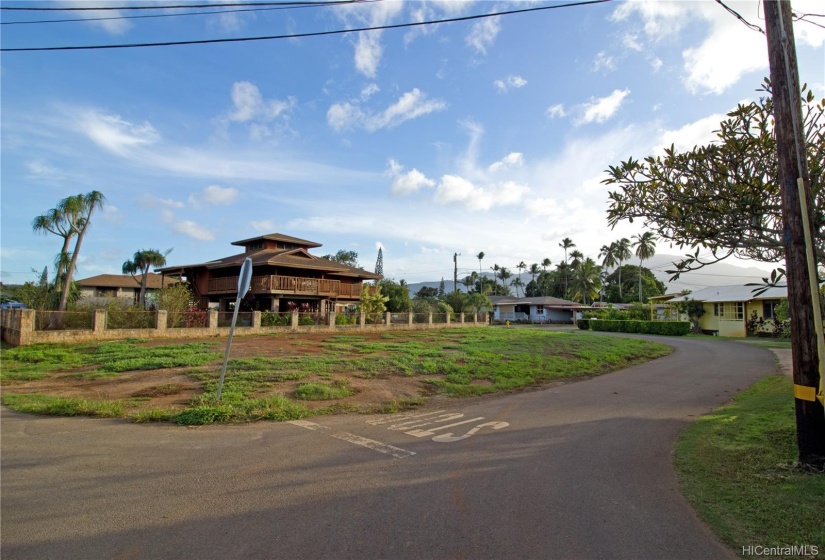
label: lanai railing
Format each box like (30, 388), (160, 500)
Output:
(207, 274), (364, 298)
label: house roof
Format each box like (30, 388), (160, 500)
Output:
(493, 296), (585, 307)
(668, 284), (787, 303)
(76, 273), (174, 290)
(158, 247), (382, 280)
(230, 233), (322, 249)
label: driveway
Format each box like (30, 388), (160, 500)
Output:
(1, 335), (776, 560)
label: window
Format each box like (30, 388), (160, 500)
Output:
(536, 305), (544, 313)
(714, 303), (720, 316)
(719, 302), (744, 320)
(762, 300), (781, 320)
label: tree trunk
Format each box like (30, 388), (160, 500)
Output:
(764, 0), (825, 469)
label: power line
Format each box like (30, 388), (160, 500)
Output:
(714, 0), (764, 35)
(1, 0), (613, 52)
(0, 1), (347, 11)
(2, 0), (371, 26)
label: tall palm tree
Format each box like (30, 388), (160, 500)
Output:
(614, 238), (632, 302)
(476, 252), (485, 282)
(57, 191), (106, 312)
(491, 264), (500, 295)
(498, 267), (512, 294)
(559, 237), (575, 295)
(511, 277), (524, 298)
(540, 257), (552, 296)
(517, 261), (526, 291)
(569, 250), (584, 270)
(632, 232), (657, 303)
(123, 248), (171, 309)
(570, 258), (602, 305)
(32, 207), (75, 298)
(598, 243), (618, 303)
(528, 263), (540, 292)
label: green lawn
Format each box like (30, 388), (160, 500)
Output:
(675, 375), (825, 559)
(1, 328), (671, 425)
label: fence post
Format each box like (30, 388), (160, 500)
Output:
(19, 309), (35, 346)
(93, 310), (106, 333)
(208, 309), (219, 333)
(359, 312), (365, 329)
(156, 310), (167, 332)
(408, 312), (413, 327)
(460, 312), (465, 324)
(385, 311), (391, 328)
(291, 310), (299, 330)
(428, 312), (433, 326)
(473, 312), (478, 325)
(446, 313), (451, 325)
(253, 311), (261, 329)
(329, 312), (336, 331)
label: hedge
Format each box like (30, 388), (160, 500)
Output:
(589, 320), (690, 336)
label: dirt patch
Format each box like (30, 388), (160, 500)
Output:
(2, 332), (445, 413)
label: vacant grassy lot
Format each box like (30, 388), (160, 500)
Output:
(1, 328), (670, 425)
(676, 375), (825, 559)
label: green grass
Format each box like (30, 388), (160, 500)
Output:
(675, 375), (825, 559)
(1, 329), (671, 425)
(2, 394), (125, 417)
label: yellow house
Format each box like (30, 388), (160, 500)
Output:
(665, 285), (787, 337)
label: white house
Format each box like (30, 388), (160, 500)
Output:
(492, 296), (586, 324)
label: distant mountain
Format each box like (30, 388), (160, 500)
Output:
(403, 254), (777, 297)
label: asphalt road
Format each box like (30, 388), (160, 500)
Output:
(1, 334), (777, 560)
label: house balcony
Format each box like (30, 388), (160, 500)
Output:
(206, 274), (364, 299)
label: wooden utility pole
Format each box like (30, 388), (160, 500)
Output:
(763, 0), (825, 469)
(453, 253), (460, 293)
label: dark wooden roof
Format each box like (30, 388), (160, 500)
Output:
(230, 233), (322, 249)
(77, 273), (175, 290)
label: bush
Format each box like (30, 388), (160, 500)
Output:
(261, 311), (290, 327)
(577, 319), (590, 330)
(335, 313), (357, 325)
(590, 320), (690, 336)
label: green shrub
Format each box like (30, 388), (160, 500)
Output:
(261, 311), (290, 327)
(577, 319), (590, 330)
(590, 320), (690, 336)
(335, 314), (357, 325)
(293, 380), (354, 401)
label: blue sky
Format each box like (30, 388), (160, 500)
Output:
(1, 0), (823, 289)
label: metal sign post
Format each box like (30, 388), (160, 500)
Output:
(216, 257), (252, 402)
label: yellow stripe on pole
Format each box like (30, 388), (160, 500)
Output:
(794, 384), (817, 402)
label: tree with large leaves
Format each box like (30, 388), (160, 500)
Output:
(604, 82), (824, 276)
(32, 207), (75, 299)
(321, 250), (360, 268)
(632, 232), (657, 302)
(123, 249), (171, 309)
(558, 237), (575, 295)
(613, 238), (632, 301)
(570, 258), (602, 305)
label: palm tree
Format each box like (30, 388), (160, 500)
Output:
(598, 243), (618, 302)
(57, 191), (106, 312)
(517, 261), (526, 291)
(632, 232), (657, 302)
(511, 277), (524, 298)
(476, 252), (485, 282)
(529, 263), (540, 290)
(570, 258), (602, 305)
(123, 249), (171, 309)
(559, 237), (575, 295)
(614, 238), (632, 301)
(569, 250), (584, 270)
(491, 264), (500, 294)
(498, 267), (512, 291)
(32, 208), (75, 299)
(540, 257), (551, 296)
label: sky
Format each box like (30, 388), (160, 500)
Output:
(1, 0), (824, 291)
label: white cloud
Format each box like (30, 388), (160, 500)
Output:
(102, 205), (121, 225)
(355, 31), (383, 78)
(25, 160), (65, 183)
(592, 51), (617, 72)
(251, 220), (276, 232)
(361, 83), (380, 101)
(81, 9), (133, 35)
(388, 159), (436, 196)
(466, 16), (500, 54)
(494, 75), (528, 93)
(655, 112), (726, 153)
(546, 104), (566, 119)
(328, 89), (447, 133)
(227, 81), (293, 123)
(139, 195), (184, 209)
(173, 220), (215, 241)
(199, 185), (239, 206)
(78, 111), (160, 156)
(682, 24), (766, 95)
(576, 89), (630, 125)
(488, 152), (524, 173)
(338, 1), (403, 77)
(434, 175), (529, 211)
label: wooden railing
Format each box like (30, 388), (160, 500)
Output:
(207, 274), (364, 298)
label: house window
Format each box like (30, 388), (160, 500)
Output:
(536, 305), (544, 314)
(762, 300), (781, 320)
(96, 288), (117, 297)
(247, 242), (264, 252)
(720, 302), (744, 320)
(714, 303), (720, 316)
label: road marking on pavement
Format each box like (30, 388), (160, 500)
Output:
(288, 420), (416, 459)
(366, 411), (510, 443)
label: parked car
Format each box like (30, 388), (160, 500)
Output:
(0, 301), (26, 309)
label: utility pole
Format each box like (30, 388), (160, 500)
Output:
(453, 253), (460, 293)
(764, 0), (825, 469)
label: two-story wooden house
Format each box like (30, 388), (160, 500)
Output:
(157, 233), (382, 313)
